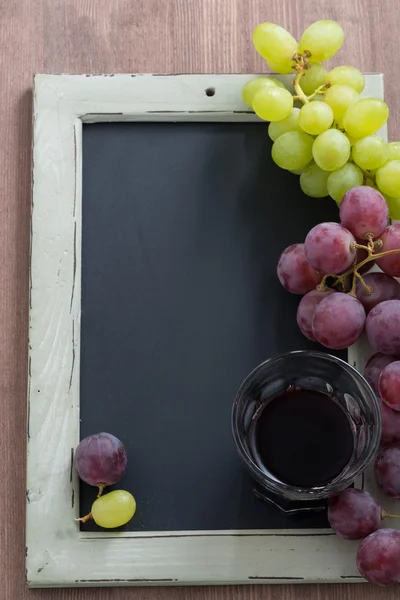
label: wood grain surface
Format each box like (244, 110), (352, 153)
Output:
(1, 0), (399, 598)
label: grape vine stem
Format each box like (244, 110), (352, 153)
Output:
(382, 511), (400, 519)
(317, 244), (400, 298)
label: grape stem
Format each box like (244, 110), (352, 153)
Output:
(382, 510), (400, 519)
(317, 243), (400, 298)
(97, 484), (105, 498)
(291, 53), (329, 105)
(75, 512), (93, 524)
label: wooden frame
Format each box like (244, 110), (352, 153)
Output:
(27, 73), (398, 588)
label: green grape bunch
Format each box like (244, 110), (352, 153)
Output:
(243, 20), (400, 217)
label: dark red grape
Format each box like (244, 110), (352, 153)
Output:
(327, 488), (381, 539)
(304, 222), (356, 274)
(356, 273), (400, 314)
(296, 289), (334, 341)
(379, 361), (400, 411)
(375, 442), (400, 498)
(381, 398), (400, 445)
(366, 300), (400, 355)
(376, 224), (400, 277)
(339, 186), (388, 240)
(74, 432), (127, 494)
(357, 528), (400, 586)
(277, 243), (322, 294)
(312, 292), (365, 350)
(364, 353), (398, 394)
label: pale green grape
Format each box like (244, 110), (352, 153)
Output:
(385, 195), (400, 220)
(327, 66), (365, 93)
(272, 131), (314, 170)
(387, 141), (400, 161)
(268, 108), (300, 141)
(343, 98), (389, 138)
(242, 77), (285, 107)
(253, 23), (298, 64)
(352, 135), (388, 170)
(300, 63), (328, 96)
(266, 57), (296, 74)
(312, 129), (351, 171)
(91, 490), (136, 529)
(299, 20), (344, 62)
(327, 163), (364, 203)
(300, 163), (330, 197)
(290, 161), (313, 175)
(252, 86), (293, 121)
(376, 160), (400, 198)
(324, 84), (359, 127)
(298, 101), (333, 135)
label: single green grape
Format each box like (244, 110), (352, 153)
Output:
(343, 98), (389, 138)
(352, 135), (388, 170)
(271, 131), (314, 171)
(300, 63), (328, 96)
(242, 77), (285, 107)
(266, 57), (296, 74)
(252, 86), (293, 121)
(300, 163), (330, 197)
(327, 66), (365, 93)
(299, 20), (344, 62)
(327, 163), (364, 203)
(324, 84), (359, 127)
(376, 160), (400, 198)
(268, 108), (300, 141)
(312, 129), (351, 171)
(385, 195), (400, 220)
(91, 490), (136, 529)
(298, 101), (333, 135)
(387, 141), (400, 161)
(253, 22), (298, 64)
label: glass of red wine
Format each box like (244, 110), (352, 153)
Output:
(232, 350), (381, 504)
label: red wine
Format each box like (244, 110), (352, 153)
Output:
(249, 387), (354, 488)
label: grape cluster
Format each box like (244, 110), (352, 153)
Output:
(74, 432), (136, 529)
(243, 20), (400, 216)
(327, 488), (400, 586)
(278, 185), (400, 351)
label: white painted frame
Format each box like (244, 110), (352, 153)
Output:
(27, 73), (398, 588)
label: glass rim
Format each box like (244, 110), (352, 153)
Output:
(231, 350), (382, 499)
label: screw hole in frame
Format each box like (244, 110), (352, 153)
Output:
(205, 87), (216, 97)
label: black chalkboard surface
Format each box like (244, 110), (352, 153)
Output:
(80, 122), (345, 532)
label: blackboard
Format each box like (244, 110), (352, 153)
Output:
(80, 122), (344, 532)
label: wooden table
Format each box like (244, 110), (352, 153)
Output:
(1, 0), (399, 598)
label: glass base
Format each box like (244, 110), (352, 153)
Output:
(252, 481), (327, 516)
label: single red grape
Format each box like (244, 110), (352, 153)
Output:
(74, 432), (127, 494)
(356, 272), (400, 314)
(364, 352), (398, 394)
(304, 222), (356, 274)
(277, 243), (322, 294)
(312, 293), (365, 350)
(379, 361), (400, 411)
(381, 398), (400, 445)
(366, 300), (400, 355)
(327, 488), (381, 539)
(376, 224), (400, 277)
(339, 186), (388, 240)
(296, 289), (335, 341)
(357, 529), (400, 586)
(375, 442), (400, 498)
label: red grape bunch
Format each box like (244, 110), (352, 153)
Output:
(74, 432), (136, 529)
(242, 20), (400, 218)
(328, 488), (400, 586)
(277, 185), (400, 351)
